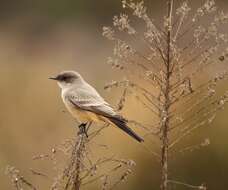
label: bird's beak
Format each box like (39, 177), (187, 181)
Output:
(49, 76), (58, 80)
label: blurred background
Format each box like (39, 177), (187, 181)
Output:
(0, 0), (228, 189)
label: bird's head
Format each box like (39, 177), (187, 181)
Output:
(49, 71), (83, 89)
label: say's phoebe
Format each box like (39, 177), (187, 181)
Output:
(49, 71), (143, 142)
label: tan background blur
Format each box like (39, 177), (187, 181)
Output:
(0, 0), (228, 189)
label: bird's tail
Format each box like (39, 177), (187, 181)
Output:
(108, 116), (144, 143)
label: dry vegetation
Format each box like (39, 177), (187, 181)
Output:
(103, 0), (228, 189)
(5, 0), (228, 190)
(6, 124), (136, 190)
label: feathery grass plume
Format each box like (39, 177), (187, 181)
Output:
(6, 125), (136, 190)
(103, 0), (228, 189)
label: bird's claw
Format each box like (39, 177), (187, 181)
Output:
(78, 123), (88, 137)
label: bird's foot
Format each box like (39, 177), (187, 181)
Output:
(78, 123), (88, 137)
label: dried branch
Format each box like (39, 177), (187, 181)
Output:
(5, 166), (37, 190)
(168, 179), (207, 189)
(104, 1), (228, 190)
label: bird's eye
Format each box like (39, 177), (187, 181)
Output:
(62, 76), (67, 81)
(60, 75), (69, 81)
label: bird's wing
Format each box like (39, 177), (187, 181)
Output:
(65, 87), (117, 118)
(65, 85), (143, 142)
(65, 86), (143, 142)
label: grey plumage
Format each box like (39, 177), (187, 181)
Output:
(50, 71), (143, 142)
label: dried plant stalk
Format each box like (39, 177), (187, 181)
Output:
(6, 124), (136, 190)
(62, 132), (86, 190)
(103, 0), (228, 189)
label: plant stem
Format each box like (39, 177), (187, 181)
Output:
(160, 0), (173, 190)
(73, 133), (86, 190)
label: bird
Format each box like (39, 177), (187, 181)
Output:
(49, 70), (143, 142)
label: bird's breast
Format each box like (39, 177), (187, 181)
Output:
(61, 94), (102, 123)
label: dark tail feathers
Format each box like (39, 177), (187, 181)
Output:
(108, 116), (144, 143)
